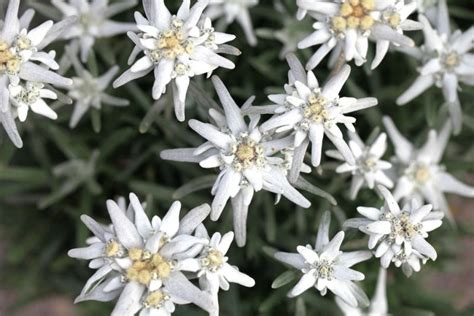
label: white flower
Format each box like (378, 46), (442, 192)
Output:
(383, 116), (474, 223)
(345, 185), (443, 277)
(114, 0), (238, 122)
(69, 193), (218, 315)
(206, 0), (258, 46)
(161, 76), (310, 247)
(336, 268), (388, 316)
(396, 6), (474, 134)
(51, 0), (138, 62)
(296, 0), (422, 69)
(0, 0), (73, 148)
(178, 229), (255, 307)
(260, 55), (378, 171)
(63, 48), (129, 128)
(8, 80), (58, 122)
(326, 131), (393, 199)
(275, 211), (372, 307)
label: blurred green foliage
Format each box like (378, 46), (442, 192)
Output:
(1, 0), (474, 315)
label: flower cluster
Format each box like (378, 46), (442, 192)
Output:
(346, 185), (443, 276)
(397, 1), (474, 134)
(295, 0), (423, 69)
(275, 211), (372, 307)
(114, 0), (239, 121)
(69, 193), (254, 315)
(0, 0), (73, 148)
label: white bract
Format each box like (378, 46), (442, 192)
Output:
(161, 76), (310, 247)
(396, 4), (474, 134)
(0, 0), (73, 148)
(326, 131), (393, 199)
(260, 55), (378, 173)
(178, 228), (255, 310)
(384, 117), (474, 224)
(274, 211), (372, 307)
(52, 0), (138, 62)
(336, 268), (388, 316)
(114, 0), (238, 122)
(206, 0), (258, 46)
(345, 185), (443, 277)
(69, 193), (221, 316)
(295, 0), (422, 69)
(64, 48), (129, 128)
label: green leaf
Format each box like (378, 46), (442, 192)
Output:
(271, 270), (298, 289)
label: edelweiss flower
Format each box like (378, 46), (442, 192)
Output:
(64, 48), (129, 128)
(0, 0), (73, 148)
(383, 117), (474, 223)
(161, 76), (310, 247)
(178, 228), (255, 310)
(274, 211), (372, 307)
(326, 131), (393, 199)
(396, 4), (474, 134)
(336, 268), (388, 316)
(260, 55), (378, 171)
(345, 185), (443, 277)
(206, 0), (258, 46)
(296, 0), (422, 69)
(114, 0), (238, 122)
(52, 0), (138, 62)
(69, 193), (218, 315)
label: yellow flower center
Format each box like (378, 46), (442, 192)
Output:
(332, 0), (375, 32)
(105, 239), (124, 258)
(232, 136), (264, 171)
(201, 248), (224, 272)
(144, 290), (168, 309)
(125, 250), (173, 285)
(304, 93), (328, 123)
(155, 27), (194, 60)
(414, 166), (430, 184)
(0, 41), (20, 74)
(443, 52), (460, 70)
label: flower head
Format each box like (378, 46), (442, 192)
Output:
(206, 0), (258, 46)
(345, 185), (443, 276)
(0, 0), (73, 148)
(51, 0), (138, 62)
(296, 0), (422, 69)
(114, 0), (238, 122)
(69, 193), (220, 315)
(260, 55), (378, 173)
(383, 117), (474, 223)
(63, 48), (129, 128)
(161, 76), (310, 247)
(396, 2), (474, 134)
(327, 131), (393, 199)
(275, 211), (372, 307)
(177, 227), (255, 306)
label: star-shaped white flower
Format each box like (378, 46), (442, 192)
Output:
(63, 48), (129, 128)
(396, 2), (474, 134)
(383, 116), (474, 223)
(296, 0), (422, 69)
(178, 228), (255, 308)
(260, 55), (378, 172)
(9, 80), (58, 122)
(51, 0), (138, 62)
(69, 193), (218, 315)
(336, 268), (388, 316)
(0, 0), (73, 148)
(114, 0), (238, 122)
(345, 185), (443, 277)
(326, 131), (393, 199)
(206, 0), (258, 46)
(161, 76), (310, 247)
(275, 211), (372, 307)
